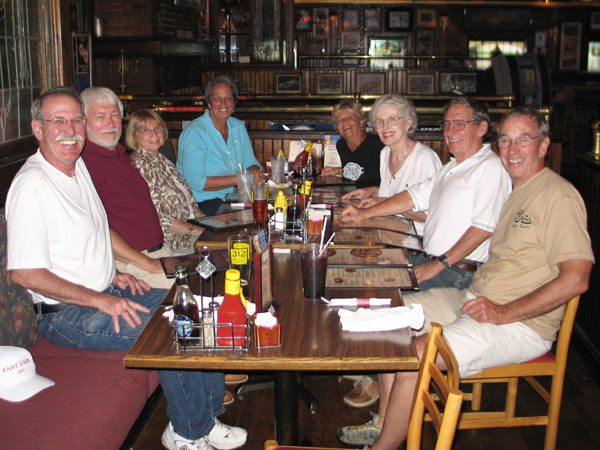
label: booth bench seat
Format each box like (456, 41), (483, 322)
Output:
(0, 211), (160, 450)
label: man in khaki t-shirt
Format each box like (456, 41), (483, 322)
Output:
(336, 107), (594, 450)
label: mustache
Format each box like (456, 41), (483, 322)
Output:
(55, 134), (84, 142)
(100, 128), (119, 135)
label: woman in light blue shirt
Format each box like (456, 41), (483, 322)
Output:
(177, 75), (263, 215)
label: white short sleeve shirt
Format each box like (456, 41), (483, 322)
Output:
(6, 151), (116, 305)
(407, 144), (512, 262)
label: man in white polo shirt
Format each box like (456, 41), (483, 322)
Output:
(341, 97), (512, 292)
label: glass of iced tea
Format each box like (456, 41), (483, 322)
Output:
(251, 182), (268, 227)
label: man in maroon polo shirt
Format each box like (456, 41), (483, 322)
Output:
(81, 87), (172, 289)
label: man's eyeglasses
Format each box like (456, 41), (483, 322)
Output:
(443, 119), (475, 131)
(334, 115), (358, 126)
(372, 116), (402, 130)
(137, 126), (163, 136)
(40, 116), (86, 127)
(497, 135), (540, 149)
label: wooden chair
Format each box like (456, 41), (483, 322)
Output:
(458, 295), (581, 450)
(407, 322), (464, 450)
(264, 323), (463, 450)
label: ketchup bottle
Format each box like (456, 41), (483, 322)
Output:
(217, 269), (247, 346)
(292, 141), (312, 173)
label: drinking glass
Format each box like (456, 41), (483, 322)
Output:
(251, 182), (268, 227)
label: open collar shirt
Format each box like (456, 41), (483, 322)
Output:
(408, 144), (512, 262)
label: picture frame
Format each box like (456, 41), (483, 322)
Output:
(295, 9), (311, 31)
(364, 8), (381, 32)
(342, 48), (363, 67)
(559, 22), (582, 71)
(73, 32), (91, 92)
(313, 8), (329, 39)
(356, 72), (385, 95)
(465, 8), (531, 30)
(591, 12), (600, 31)
(407, 73), (435, 95)
(368, 37), (406, 70)
(231, 10), (249, 33)
(439, 72), (477, 94)
(416, 9), (436, 28)
(342, 9), (360, 31)
(387, 9), (410, 31)
(341, 31), (361, 49)
(276, 74), (301, 94)
(316, 73), (343, 94)
(416, 29), (434, 56)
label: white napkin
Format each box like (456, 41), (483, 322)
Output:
(338, 303), (424, 332)
(328, 298), (391, 307)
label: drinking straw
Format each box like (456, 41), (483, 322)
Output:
(319, 216), (328, 253)
(318, 232), (335, 257)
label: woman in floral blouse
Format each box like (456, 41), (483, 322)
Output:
(126, 109), (204, 253)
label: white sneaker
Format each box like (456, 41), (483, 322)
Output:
(207, 418), (248, 450)
(162, 422), (215, 450)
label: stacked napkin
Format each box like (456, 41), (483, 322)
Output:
(338, 304), (424, 332)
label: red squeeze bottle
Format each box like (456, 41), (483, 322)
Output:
(217, 269), (247, 346)
(292, 141), (313, 172)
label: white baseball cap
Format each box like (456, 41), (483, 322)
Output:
(0, 346), (55, 402)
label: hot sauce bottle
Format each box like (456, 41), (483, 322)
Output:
(217, 269), (247, 346)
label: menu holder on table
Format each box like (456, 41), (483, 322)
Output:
(333, 228), (422, 251)
(188, 209), (254, 232)
(160, 250), (230, 278)
(326, 266), (418, 290)
(332, 212), (418, 237)
(253, 229), (273, 312)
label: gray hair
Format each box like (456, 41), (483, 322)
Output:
(443, 96), (490, 128)
(204, 75), (238, 105)
(80, 86), (123, 117)
(369, 94), (418, 137)
(498, 107), (550, 140)
(31, 87), (83, 121)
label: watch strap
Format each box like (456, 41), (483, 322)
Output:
(438, 253), (451, 268)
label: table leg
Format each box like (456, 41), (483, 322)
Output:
(274, 371), (298, 445)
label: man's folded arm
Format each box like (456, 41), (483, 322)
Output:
(110, 229), (163, 273)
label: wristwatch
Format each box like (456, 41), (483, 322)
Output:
(186, 223), (194, 236)
(438, 253), (451, 268)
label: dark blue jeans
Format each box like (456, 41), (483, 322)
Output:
(37, 284), (225, 440)
(407, 251), (476, 292)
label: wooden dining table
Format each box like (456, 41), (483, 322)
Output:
(124, 181), (420, 445)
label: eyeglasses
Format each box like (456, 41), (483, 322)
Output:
(40, 116), (86, 127)
(497, 135), (540, 149)
(137, 126), (163, 136)
(443, 119), (476, 131)
(373, 116), (403, 130)
(334, 115), (358, 126)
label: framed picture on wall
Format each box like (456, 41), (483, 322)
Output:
(342, 9), (360, 31)
(341, 32), (361, 48)
(407, 73), (435, 95)
(592, 12), (600, 31)
(276, 74), (301, 94)
(368, 37), (406, 70)
(387, 10), (410, 31)
(559, 22), (581, 70)
(364, 8), (381, 31)
(416, 9), (436, 28)
(317, 73), (343, 94)
(295, 9), (311, 31)
(416, 30), (434, 56)
(356, 73), (385, 95)
(313, 8), (329, 39)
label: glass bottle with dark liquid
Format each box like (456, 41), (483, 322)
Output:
(287, 182), (302, 231)
(173, 264), (200, 343)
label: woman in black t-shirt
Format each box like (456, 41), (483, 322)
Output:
(322, 100), (384, 187)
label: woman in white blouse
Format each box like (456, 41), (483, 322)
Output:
(342, 94), (442, 235)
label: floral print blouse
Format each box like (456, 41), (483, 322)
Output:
(131, 149), (200, 252)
